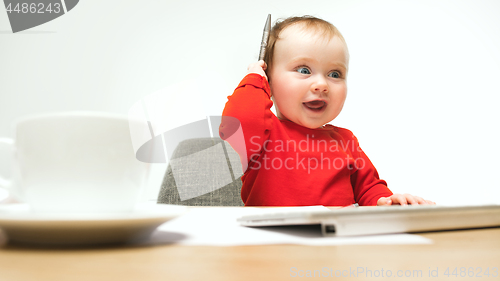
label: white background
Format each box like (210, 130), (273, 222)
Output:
(1, 0), (499, 204)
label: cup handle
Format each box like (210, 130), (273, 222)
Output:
(0, 138), (14, 200)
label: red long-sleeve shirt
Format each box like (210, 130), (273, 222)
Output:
(220, 73), (392, 206)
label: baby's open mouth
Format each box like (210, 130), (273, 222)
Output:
(303, 100), (327, 111)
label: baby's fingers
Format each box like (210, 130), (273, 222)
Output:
(412, 196), (427, 205)
(408, 195), (436, 205)
(258, 60), (267, 70)
(391, 194), (409, 205)
(401, 194), (436, 205)
(378, 194), (436, 207)
(376, 197), (392, 206)
(247, 60), (267, 71)
(404, 193), (420, 205)
(247, 60), (268, 79)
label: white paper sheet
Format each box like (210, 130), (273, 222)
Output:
(148, 207), (432, 246)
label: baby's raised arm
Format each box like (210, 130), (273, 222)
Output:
(220, 60), (274, 174)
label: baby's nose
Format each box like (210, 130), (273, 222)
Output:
(311, 78), (329, 93)
(313, 85), (328, 92)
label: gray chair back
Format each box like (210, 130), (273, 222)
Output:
(157, 138), (244, 206)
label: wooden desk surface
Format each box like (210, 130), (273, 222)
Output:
(0, 227), (499, 281)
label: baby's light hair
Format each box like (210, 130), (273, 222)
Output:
(263, 15), (349, 78)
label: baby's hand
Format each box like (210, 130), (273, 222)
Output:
(247, 60), (268, 80)
(377, 194), (436, 206)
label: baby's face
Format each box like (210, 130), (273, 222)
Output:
(269, 24), (348, 129)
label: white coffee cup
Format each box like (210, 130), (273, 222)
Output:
(0, 111), (150, 213)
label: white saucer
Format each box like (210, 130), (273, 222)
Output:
(0, 203), (186, 246)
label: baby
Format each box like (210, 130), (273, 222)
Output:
(220, 16), (434, 206)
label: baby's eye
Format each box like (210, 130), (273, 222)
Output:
(328, 71), (341, 78)
(296, 67), (311, 75)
